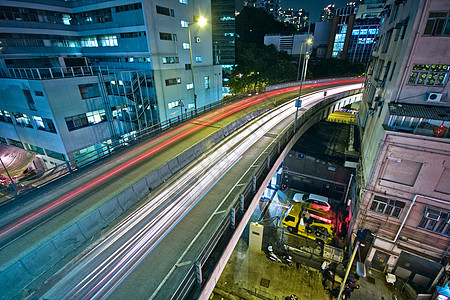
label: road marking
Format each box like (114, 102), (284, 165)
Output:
(175, 261), (192, 268)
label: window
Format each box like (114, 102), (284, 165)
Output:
(381, 30), (393, 53)
(13, 112), (32, 128)
(186, 83), (193, 90)
(181, 20), (188, 28)
(407, 64), (449, 86)
(160, 32), (176, 41)
(156, 5), (174, 17)
(182, 42), (190, 49)
(99, 35), (118, 47)
(86, 110), (106, 124)
(0, 110), (13, 123)
(185, 64), (191, 70)
(115, 3), (142, 12)
(79, 83), (100, 99)
(81, 37), (98, 47)
(168, 101), (179, 109)
(369, 195), (405, 218)
(423, 12), (450, 36)
(45, 149), (65, 161)
(179, 0), (188, 4)
(383, 61), (391, 80)
(389, 62), (397, 81)
(33, 116), (56, 133)
(34, 91), (44, 97)
(165, 78), (181, 86)
(195, 56), (202, 63)
(418, 207), (450, 236)
(204, 76), (210, 89)
(65, 114), (88, 131)
(161, 56), (179, 64)
(23, 89), (37, 111)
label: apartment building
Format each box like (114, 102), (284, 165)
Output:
(356, 0), (449, 294)
(0, 0), (222, 166)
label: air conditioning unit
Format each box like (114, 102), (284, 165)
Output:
(426, 92), (443, 102)
(195, 37), (201, 43)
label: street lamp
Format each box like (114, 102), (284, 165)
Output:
(188, 16), (207, 111)
(294, 37), (313, 133)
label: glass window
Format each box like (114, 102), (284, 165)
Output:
(13, 112), (32, 128)
(186, 83), (193, 90)
(369, 195), (405, 218)
(183, 43), (190, 49)
(165, 78), (181, 86)
(407, 64), (449, 86)
(423, 12), (450, 36)
(204, 76), (210, 89)
(181, 20), (188, 28)
(179, 0), (188, 4)
(195, 56), (202, 63)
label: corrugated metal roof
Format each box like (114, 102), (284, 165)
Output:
(389, 103), (450, 121)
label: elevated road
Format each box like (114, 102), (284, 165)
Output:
(0, 79), (363, 299)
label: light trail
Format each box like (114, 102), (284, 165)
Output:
(40, 83), (362, 299)
(0, 78), (362, 243)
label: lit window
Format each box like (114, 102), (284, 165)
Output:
(168, 101), (179, 109)
(100, 35), (118, 47)
(407, 64), (449, 86)
(195, 56), (202, 63)
(183, 43), (190, 49)
(186, 83), (193, 90)
(181, 20), (189, 28)
(81, 37), (98, 47)
(62, 14), (71, 25)
(204, 76), (210, 89)
(179, 0), (188, 4)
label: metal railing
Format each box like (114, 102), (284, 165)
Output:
(6, 66), (113, 80)
(170, 89), (362, 299)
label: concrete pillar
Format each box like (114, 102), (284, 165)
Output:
(249, 222), (264, 251)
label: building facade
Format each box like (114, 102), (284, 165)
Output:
(0, 0), (222, 166)
(355, 0), (449, 294)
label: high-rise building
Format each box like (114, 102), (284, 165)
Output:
(244, 0), (280, 19)
(211, 0), (235, 66)
(0, 0), (222, 167)
(320, 4), (336, 23)
(355, 0), (449, 294)
(326, 1), (382, 63)
(280, 8), (310, 32)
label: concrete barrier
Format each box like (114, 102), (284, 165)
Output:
(116, 187), (139, 211)
(145, 172), (163, 190)
(52, 223), (87, 258)
(167, 157), (181, 174)
(77, 210), (107, 239)
(157, 164), (172, 182)
(21, 240), (61, 278)
(132, 178), (151, 201)
(98, 197), (124, 224)
(0, 261), (33, 300)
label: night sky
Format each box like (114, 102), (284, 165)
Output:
(280, 0), (353, 22)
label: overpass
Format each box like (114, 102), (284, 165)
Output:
(0, 80), (362, 299)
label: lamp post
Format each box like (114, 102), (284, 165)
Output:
(294, 37), (313, 132)
(188, 16), (207, 112)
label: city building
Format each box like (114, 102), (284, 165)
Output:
(320, 4), (336, 23)
(0, 0), (222, 167)
(211, 0), (235, 66)
(243, 0), (280, 19)
(313, 21), (332, 59)
(280, 8), (310, 32)
(355, 0), (449, 294)
(326, 1), (382, 63)
(264, 33), (311, 60)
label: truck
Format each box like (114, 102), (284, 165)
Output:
(281, 202), (335, 244)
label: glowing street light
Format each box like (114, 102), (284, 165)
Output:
(188, 16), (207, 111)
(294, 37), (313, 132)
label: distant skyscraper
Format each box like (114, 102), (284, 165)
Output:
(211, 0), (236, 66)
(281, 8), (310, 32)
(244, 0), (281, 19)
(320, 4), (336, 22)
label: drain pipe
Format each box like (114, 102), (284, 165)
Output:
(390, 194), (448, 251)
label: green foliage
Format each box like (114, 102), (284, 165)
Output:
(231, 7), (297, 95)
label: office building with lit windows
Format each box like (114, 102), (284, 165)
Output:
(355, 0), (449, 294)
(0, 0), (222, 167)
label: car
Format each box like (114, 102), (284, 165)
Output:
(292, 193), (331, 212)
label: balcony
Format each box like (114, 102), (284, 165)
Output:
(385, 103), (450, 138)
(4, 66), (113, 80)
